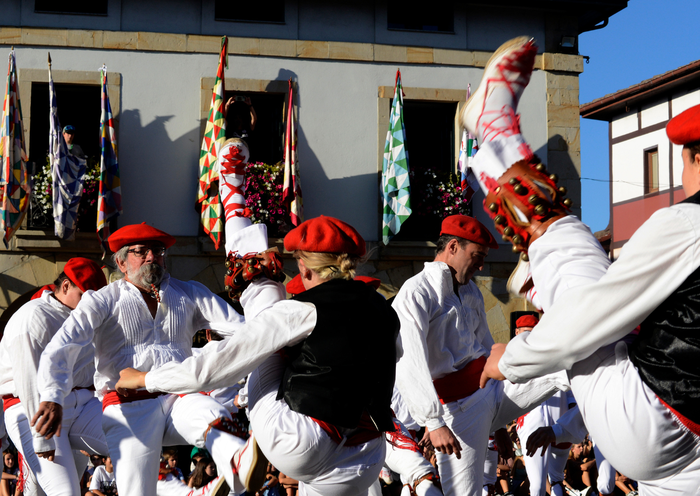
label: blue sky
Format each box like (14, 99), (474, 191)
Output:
(579, 0), (700, 232)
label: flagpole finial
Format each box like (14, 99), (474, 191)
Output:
(48, 52), (52, 65)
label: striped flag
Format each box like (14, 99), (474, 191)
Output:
(197, 36), (228, 250)
(49, 54), (87, 240)
(0, 49), (30, 247)
(97, 65), (122, 250)
(381, 69), (411, 245)
(283, 78), (303, 226)
(458, 84), (479, 202)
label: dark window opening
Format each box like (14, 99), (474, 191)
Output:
(644, 147), (659, 195)
(28, 82), (102, 231)
(389, 100), (464, 242)
(35, 0), (108, 15)
(215, 0), (285, 23)
(223, 91), (286, 165)
(388, 5), (454, 32)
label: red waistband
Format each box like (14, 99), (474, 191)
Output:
(658, 396), (700, 437)
(102, 390), (166, 411)
(432, 356), (487, 404)
(2, 395), (20, 412)
(310, 413), (382, 447)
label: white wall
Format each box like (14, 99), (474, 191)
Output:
(611, 112), (637, 139)
(612, 128), (669, 203)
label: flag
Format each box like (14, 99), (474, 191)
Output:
(283, 78), (303, 226)
(458, 84), (479, 203)
(0, 49), (30, 247)
(97, 65), (122, 250)
(381, 69), (411, 245)
(49, 54), (87, 240)
(197, 36), (228, 250)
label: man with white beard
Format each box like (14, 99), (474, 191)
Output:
(33, 223), (253, 496)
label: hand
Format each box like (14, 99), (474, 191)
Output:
(525, 426), (556, 457)
(225, 97), (236, 115)
(429, 426), (462, 459)
(479, 343), (507, 388)
(31, 402), (63, 439)
(244, 97), (252, 106)
(36, 450), (55, 461)
(417, 427), (433, 451)
(115, 368), (147, 395)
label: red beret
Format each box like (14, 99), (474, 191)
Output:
(285, 274), (305, 295)
(440, 215), (498, 249)
(108, 223), (176, 252)
(667, 104), (700, 145)
(515, 314), (539, 328)
(64, 257), (108, 293)
(284, 216), (366, 256)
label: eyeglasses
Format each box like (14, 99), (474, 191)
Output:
(126, 246), (166, 258)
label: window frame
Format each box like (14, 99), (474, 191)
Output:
(644, 145), (659, 195)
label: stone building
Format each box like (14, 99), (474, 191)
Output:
(0, 0), (627, 339)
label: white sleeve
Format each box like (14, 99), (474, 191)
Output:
(550, 405), (587, 445)
(38, 291), (108, 405)
(393, 287), (445, 431)
(500, 207), (700, 383)
(188, 282), (246, 339)
(145, 301), (316, 394)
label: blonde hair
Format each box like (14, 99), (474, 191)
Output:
(295, 251), (361, 281)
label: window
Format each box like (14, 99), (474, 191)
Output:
(215, 0), (285, 23)
(644, 147), (659, 195)
(387, 5), (454, 32)
(28, 82), (102, 231)
(389, 100), (465, 242)
(35, 0), (108, 15)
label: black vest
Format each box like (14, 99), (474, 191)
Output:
(277, 279), (400, 431)
(629, 190), (700, 423)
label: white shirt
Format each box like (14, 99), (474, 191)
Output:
(38, 275), (245, 404)
(500, 203), (700, 383)
(145, 300), (317, 394)
(90, 465), (116, 493)
(0, 291), (95, 453)
(392, 261), (494, 431)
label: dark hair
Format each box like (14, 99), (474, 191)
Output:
(684, 140), (700, 162)
(53, 272), (76, 288)
(189, 457), (215, 489)
(435, 235), (471, 255)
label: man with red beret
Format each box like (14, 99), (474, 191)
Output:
(0, 258), (110, 496)
(392, 215), (567, 495)
(464, 36), (700, 493)
(33, 224), (250, 496)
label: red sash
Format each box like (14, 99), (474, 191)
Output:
(2, 395), (20, 412)
(102, 390), (165, 411)
(311, 412), (382, 447)
(659, 396), (700, 437)
(432, 356), (487, 404)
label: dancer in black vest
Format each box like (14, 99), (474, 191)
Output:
(462, 36), (700, 495)
(116, 215), (400, 496)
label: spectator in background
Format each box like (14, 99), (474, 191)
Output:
(88, 456), (117, 496)
(188, 458), (216, 490)
(1, 450), (19, 496)
(62, 125), (86, 159)
(162, 450), (185, 483)
(564, 444), (596, 496)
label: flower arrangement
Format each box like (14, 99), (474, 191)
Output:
(409, 167), (472, 218)
(31, 156), (101, 232)
(244, 161), (291, 236)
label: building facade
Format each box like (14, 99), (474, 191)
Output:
(0, 0), (626, 339)
(581, 60), (700, 259)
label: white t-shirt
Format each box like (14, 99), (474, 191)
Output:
(90, 465), (117, 495)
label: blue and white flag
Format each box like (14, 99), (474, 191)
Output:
(49, 54), (86, 239)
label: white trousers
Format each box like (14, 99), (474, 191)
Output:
(437, 372), (568, 496)
(102, 393), (244, 496)
(529, 216), (700, 496)
(384, 420), (439, 496)
(5, 389), (107, 496)
(592, 442), (616, 495)
(517, 407), (568, 496)
(248, 352), (385, 496)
